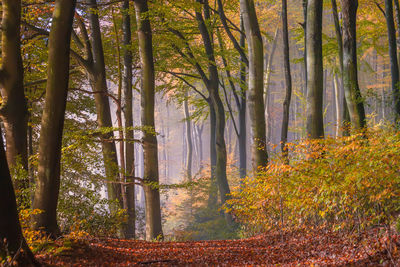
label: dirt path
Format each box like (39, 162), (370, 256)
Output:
(37, 230), (397, 266)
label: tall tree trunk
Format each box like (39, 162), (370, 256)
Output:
(32, 0), (76, 237)
(0, 127), (38, 266)
(0, 0), (28, 183)
(303, 0), (308, 91)
(333, 73), (341, 136)
(239, 17), (247, 182)
(122, 0), (136, 239)
(183, 93), (193, 215)
(384, 0), (400, 119)
(280, 0), (292, 159)
(134, 0), (163, 240)
(305, 0), (324, 139)
(183, 93), (193, 181)
(112, 7), (128, 235)
(196, 123), (204, 171)
(342, 0), (366, 129)
(331, 0), (350, 135)
(86, 0), (123, 212)
(393, 0), (400, 64)
(240, 0), (268, 170)
(195, 2), (231, 217)
(207, 101), (218, 208)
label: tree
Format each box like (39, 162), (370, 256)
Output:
(72, 0), (123, 214)
(384, 0), (400, 120)
(305, 0), (324, 139)
(341, 0), (366, 129)
(32, 0), (77, 237)
(0, 127), (38, 265)
(331, 0), (350, 135)
(0, 0), (28, 180)
(134, 0), (163, 240)
(194, 1), (231, 218)
(280, 0), (292, 159)
(183, 91), (193, 182)
(240, 0), (269, 169)
(121, 0), (136, 239)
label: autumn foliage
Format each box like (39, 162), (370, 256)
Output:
(227, 128), (400, 235)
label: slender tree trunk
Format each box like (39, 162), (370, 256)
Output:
(86, 0), (123, 212)
(197, 123), (204, 171)
(384, 0), (400, 119)
(333, 73), (341, 137)
(183, 93), (193, 181)
(32, 0), (76, 237)
(342, 0), (366, 129)
(239, 17), (247, 182)
(121, 0), (136, 239)
(194, 2), (231, 217)
(0, 0), (28, 184)
(112, 7), (128, 231)
(303, 0), (308, 91)
(305, 0), (324, 138)
(280, 0), (292, 159)
(207, 101), (218, 208)
(240, 0), (268, 170)
(393, 0), (400, 63)
(183, 92), (193, 215)
(331, 0), (350, 135)
(134, 0), (163, 240)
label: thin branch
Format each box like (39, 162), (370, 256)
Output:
(216, 0), (249, 66)
(69, 87), (119, 104)
(167, 72), (209, 101)
(375, 2), (386, 17)
(219, 76), (239, 137)
(168, 27), (210, 85)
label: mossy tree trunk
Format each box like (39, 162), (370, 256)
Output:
(0, 0), (28, 188)
(384, 0), (400, 120)
(134, 0), (163, 241)
(32, 0), (76, 237)
(122, 0), (136, 239)
(305, 0), (324, 139)
(240, 0), (268, 170)
(342, 0), (366, 130)
(280, 0), (292, 159)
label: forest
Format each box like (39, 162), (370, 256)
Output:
(1, 0), (400, 266)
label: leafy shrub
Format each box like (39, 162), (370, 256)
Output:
(227, 128), (400, 234)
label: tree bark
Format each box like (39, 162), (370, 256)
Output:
(342, 0), (366, 129)
(134, 0), (163, 241)
(207, 101), (218, 208)
(240, 0), (268, 170)
(384, 0), (400, 119)
(86, 0), (123, 212)
(32, 0), (76, 237)
(0, 0), (28, 183)
(264, 26), (279, 110)
(239, 17), (247, 182)
(280, 0), (292, 159)
(122, 0), (136, 239)
(0, 127), (38, 266)
(194, 1), (231, 214)
(305, 0), (324, 139)
(331, 0), (350, 135)
(183, 93), (193, 181)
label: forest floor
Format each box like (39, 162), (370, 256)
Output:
(37, 228), (399, 266)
